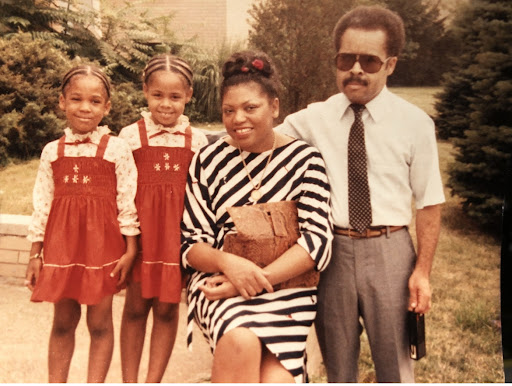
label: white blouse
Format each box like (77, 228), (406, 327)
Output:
(118, 111), (208, 152)
(28, 126), (140, 242)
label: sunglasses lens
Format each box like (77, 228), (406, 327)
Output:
(359, 55), (383, 73)
(335, 54), (357, 71)
(334, 54), (385, 73)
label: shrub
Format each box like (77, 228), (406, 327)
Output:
(104, 82), (146, 134)
(0, 34), (71, 164)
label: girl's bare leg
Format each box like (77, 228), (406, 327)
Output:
(145, 300), (179, 382)
(120, 282), (152, 382)
(211, 327), (262, 383)
(86, 295), (114, 382)
(48, 299), (81, 382)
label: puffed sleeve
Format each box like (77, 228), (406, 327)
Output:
(27, 143), (56, 242)
(295, 150), (333, 272)
(191, 127), (209, 153)
(180, 151), (218, 269)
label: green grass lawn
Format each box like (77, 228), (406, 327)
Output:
(0, 87), (504, 382)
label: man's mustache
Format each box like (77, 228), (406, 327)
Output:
(343, 76), (368, 87)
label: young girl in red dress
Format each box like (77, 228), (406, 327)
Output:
(118, 54), (208, 382)
(25, 64), (140, 382)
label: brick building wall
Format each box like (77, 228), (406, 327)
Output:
(0, 215), (31, 278)
(106, 0), (254, 47)
(114, 0), (228, 47)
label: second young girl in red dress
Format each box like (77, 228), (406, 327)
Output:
(118, 54), (208, 382)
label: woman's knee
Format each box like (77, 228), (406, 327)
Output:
(216, 328), (261, 358)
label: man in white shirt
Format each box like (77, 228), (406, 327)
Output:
(278, 5), (445, 382)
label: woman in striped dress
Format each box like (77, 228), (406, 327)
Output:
(181, 51), (333, 383)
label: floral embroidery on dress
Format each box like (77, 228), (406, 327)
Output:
(27, 125), (140, 242)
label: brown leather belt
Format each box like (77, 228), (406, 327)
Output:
(333, 225), (405, 238)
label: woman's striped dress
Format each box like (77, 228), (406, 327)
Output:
(181, 137), (333, 382)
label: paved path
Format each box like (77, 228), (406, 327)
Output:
(0, 276), (324, 383)
(0, 276), (212, 383)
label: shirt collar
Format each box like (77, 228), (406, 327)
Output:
(64, 125), (110, 143)
(142, 111), (190, 135)
(339, 86), (391, 123)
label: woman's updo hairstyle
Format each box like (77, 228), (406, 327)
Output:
(221, 51), (281, 100)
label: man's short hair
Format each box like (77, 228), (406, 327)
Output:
(333, 5), (405, 57)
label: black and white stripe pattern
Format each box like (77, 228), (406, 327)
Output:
(181, 138), (333, 382)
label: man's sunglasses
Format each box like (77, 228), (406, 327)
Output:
(334, 53), (392, 74)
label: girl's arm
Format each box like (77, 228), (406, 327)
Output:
(25, 241), (43, 291)
(112, 138), (140, 237)
(26, 143), (55, 290)
(27, 144), (55, 243)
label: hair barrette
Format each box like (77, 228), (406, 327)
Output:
(252, 59), (264, 70)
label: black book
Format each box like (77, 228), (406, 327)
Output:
(408, 311), (426, 360)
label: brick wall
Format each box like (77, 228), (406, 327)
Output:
(116, 0), (228, 47)
(0, 214), (31, 278)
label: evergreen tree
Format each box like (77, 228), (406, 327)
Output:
(248, 0), (449, 118)
(374, 0), (451, 86)
(248, 0), (353, 118)
(436, 0), (512, 229)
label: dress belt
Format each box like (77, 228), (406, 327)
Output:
(333, 225), (405, 239)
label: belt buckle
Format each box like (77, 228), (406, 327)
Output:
(348, 229), (366, 238)
(347, 229), (361, 239)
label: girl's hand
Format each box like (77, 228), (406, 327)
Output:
(220, 253), (273, 300)
(199, 275), (239, 300)
(110, 253), (136, 287)
(110, 235), (137, 287)
(25, 257), (42, 291)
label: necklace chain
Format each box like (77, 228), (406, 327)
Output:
(238, 132), (277, 201)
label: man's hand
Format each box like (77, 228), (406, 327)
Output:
(408, 269), (432, 313)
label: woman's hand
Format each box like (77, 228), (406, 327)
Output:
(186, 242), (273, 300)
(199, 274), (239, 300)
(219, 253), (273, 300)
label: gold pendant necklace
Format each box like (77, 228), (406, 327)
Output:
(238, 132), (277, 203)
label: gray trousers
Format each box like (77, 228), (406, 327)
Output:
(315, 228), (416, 383)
